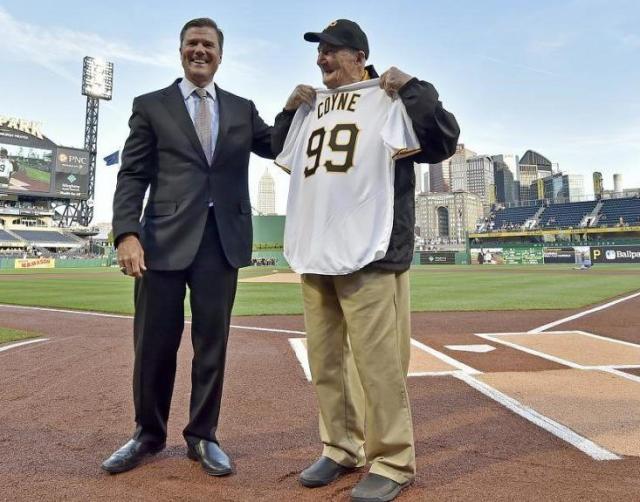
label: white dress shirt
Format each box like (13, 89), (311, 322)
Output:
(179, 78), (220, 206)
(179, 77), (220, 161)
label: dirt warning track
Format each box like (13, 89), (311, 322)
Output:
(1, 297), (640, 501)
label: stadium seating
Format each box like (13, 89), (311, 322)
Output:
(598, 198), (640, 226)
(11, 230), (81, 245)
(538, 201), (597, 228)
(0, 229), (21, 242)
(493, 205), (541, 229)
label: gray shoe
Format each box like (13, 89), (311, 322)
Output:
(299, 456), (356, 487)
(351, 473), (412, 502)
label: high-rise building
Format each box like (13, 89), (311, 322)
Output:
(497, 154), (520, 180)
(492, 155), (519, 205)
(614, 174), (623, 194)
(257, 166), (276, 215)
(428, 160), (449, 192)
(466, 156), (495, 205)
(414, 163), (426, 193)
(518, 150), (553, 202)
(450, 144), (477, 192)
(593, 172), (604, 199)
(429, 144), (475, 192)
(535, 173), (585, 203)
(415, 191), (484, 244)
(423, 170), (430, 193)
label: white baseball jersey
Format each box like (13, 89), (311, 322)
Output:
(0, 158), (13, 182)
(275, 78), (421, 275)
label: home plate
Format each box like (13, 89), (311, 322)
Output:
(445, 344), (495, 353)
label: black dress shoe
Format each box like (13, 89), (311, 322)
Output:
(187, 440), (233, 476)
(299, 456), (356, 488)
(351, 473), (412, 502)
(101, 439), (165, 474)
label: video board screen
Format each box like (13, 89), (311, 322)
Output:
(0, 142), (54, 193)
(0, 117), (89, 200)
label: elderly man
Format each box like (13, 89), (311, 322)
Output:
(103, 18), (273, 476)
(273, 19), (459, 502)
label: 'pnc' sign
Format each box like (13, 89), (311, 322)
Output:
(58, 152), (88, 166)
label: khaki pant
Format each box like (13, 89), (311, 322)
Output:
(301, 268), (415, 484)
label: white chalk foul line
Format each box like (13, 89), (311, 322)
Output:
(599, 368), (640, 385)
(476, 331), (640, 370)
(0, 338), (49, 353)
(0, 303), (132, 319)
(0, 304), (305, 335)
(233, 325), (306, 335)
(288, 338), (312, 381)
(288, 337), (481, 381)
(528, 290), (640, 333)
(567, 329), (640, 350)
(475, 332), (583, 369)
(454, 371), (621, 461)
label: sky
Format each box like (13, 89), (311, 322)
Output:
(0, 0), (638, 223)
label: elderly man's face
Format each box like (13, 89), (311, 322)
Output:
(180, 26), (222, 87)
(317, 43), (364, 89)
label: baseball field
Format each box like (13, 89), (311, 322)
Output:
(2, 264), (640, 500)
(0, 264), (639, 318)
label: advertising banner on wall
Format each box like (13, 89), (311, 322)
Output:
(502, 247), (543, 265)
(591, 246), (640, 264)
(470, 248), (505, 265)
(420, 251), (456, 265)
(15, 258), (55, 269)
(54, 148), (89, 198)
(543, 247), (576, 264)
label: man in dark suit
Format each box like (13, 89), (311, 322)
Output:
(102, 18), (273, 476)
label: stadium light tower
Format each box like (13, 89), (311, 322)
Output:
(59, 57), (113, 227)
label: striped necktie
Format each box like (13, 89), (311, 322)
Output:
(194, 88), (212, 163)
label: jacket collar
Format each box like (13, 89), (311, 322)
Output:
(161, 79), (230, 168)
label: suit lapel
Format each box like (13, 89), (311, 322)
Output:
(161, 80), (209, 167)
(210, 84), (231, 167)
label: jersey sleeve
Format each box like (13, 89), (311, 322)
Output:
(274, 104), (312, 174)
(381, 98), (422, 160)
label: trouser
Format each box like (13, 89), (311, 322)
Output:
(301, 268), (415, 484)
(131, 208), (238, 445)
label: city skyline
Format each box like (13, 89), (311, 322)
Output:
(0, 1), (637, 222)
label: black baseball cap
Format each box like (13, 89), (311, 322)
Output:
(304, 19), (369, 59)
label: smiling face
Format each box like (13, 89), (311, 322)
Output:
(180, 26), (222, 87)
(316, 43), (365, 89)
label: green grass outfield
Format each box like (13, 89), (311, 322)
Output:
(1, 264), (639, 316)
(0, 327), (39, 345)
(22, 165), (51, 183)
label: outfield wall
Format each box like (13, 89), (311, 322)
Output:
(469, 244), (640, 265)
(252, 215), (285, 247)
(0, 258), (110, 269)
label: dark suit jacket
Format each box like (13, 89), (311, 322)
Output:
(112, 79), (273, 270)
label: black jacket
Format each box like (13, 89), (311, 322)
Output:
(112, 79), (273, 270)
(272, 66), (460, 272)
